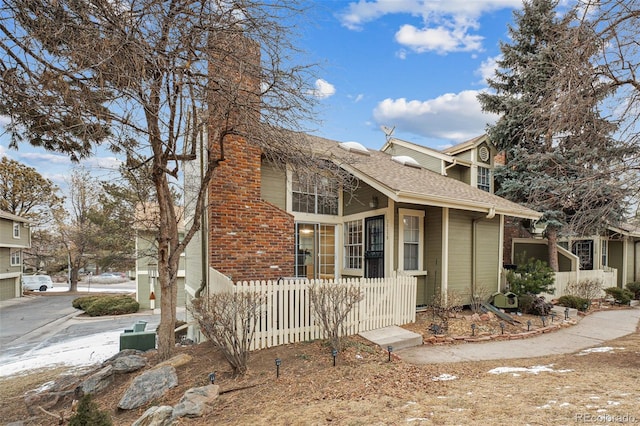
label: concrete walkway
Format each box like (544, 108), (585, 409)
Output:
(397, 307), (640, 364)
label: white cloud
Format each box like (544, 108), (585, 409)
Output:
(0, 115), (10, 127)
(18, 151), (73, 165)
(372, 89), (499, 142)
(311, 79), (336, 99)
(476, 55), (501, 84)
(338, 0), (522, 54)
(395, 24), (483, 54)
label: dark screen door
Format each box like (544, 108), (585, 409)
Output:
(364, 216), (384, 278)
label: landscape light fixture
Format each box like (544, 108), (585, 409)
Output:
(471, 323), (476, 336)
(387, 346), (393, 362)
(499, 322), (505, 334)
(332, 349), (338, 367)
(541, 315), (547, 327)
(275, 358), (281, 378)
(527, 320), (532, 331)
(564, 307), (570, 320)
(551, 311), (557, 323)
(208, 372), (216, 384)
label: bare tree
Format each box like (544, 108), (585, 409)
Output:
(189, 291), (264, 376)
(55, 168), (103, 291)
(0, 0), (320, 360)
(309, 282), (363, 351)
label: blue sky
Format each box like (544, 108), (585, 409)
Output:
(1, 0), (566, 190)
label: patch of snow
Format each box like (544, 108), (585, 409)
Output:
(607, 401), (620, 406)
(597, 409), (607, 413)
(0, 331), (120, 377)
(431, 373), (457, 381)
(577, 346), (624, 356)
(406, 418), (430, 422)
(488, 364), (573, 375)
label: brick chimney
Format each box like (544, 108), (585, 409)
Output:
(207, 32), (294, 282)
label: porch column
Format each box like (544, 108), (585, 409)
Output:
(441, 207), (449, 303)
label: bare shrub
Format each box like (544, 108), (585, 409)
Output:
(309, 283), (363, 351)
(565, 278), (603, 303)
(469, 284), (493, 314)
(430, 290), (465, 332)
(189, 291), (264, 376)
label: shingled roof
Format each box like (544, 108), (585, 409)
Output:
(298, 133), (541, 220)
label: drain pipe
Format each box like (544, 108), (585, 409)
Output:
(442, 159), (457, 176)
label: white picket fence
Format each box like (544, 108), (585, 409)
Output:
(206, 275), (416, 351)
(541, 268), (617, 300)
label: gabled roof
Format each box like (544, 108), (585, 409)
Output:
(0, 210), (30, 223)
(380, 137), (468, 165)
(609, 223), (640, 238)
(300, 134), (541, 220)
(441, 134), (489, 156)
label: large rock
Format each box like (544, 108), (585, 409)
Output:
(132, 406), (176, 426)
(172, 384), (219, 419)
(79, 365), (114, 394)
(109, 354), (148, 373)
(118, 365), (178, 410)
(153, 353), (192, 370)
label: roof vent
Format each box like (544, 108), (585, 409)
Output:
(339, 141), (370, 155)
(392, 155), (421, 168)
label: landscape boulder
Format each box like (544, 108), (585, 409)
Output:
(109, 354), (148, 373)
(171, 384), (219, 419)
(132, 405), (176, 426)
(78, 365), (114, 395)
(118, 365), (178, 410)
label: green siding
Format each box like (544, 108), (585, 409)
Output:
(424, 206), (442, 305)
(0, 219), (30, 248)
(609, 241), (623, 287)
(447, 210), (473, 298)
(386, 144), (442, 173)
(260, 160), (287, 210)
(343, 182), (387, 216)
(625, 240), (634, 286)
(475, 219), (500, 292)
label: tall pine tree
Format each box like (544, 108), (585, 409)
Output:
(478, 0), (631, 271)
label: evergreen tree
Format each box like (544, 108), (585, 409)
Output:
(478, 0), (631, 271)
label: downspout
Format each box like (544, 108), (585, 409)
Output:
(442, 159), (457, 176)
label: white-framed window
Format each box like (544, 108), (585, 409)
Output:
(477, 167), (491, 192)
(601, 239), (608, 267)
(344, 219), (363, 270)
(10, 249), (21, 266)
(398, 209), (425, 273)
(13, 222), (20, 238)
(292, 172), (338, 215)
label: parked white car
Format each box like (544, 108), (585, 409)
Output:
(21, 275), (54, 292)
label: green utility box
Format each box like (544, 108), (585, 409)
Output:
(119, 321), (155, 351)
(119, 331), (156, 351)
(492, 292), (518, 310)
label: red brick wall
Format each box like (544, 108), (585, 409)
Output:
(208, 135), (294, 282)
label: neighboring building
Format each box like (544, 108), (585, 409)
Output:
(381, 134), (499, 194)
(0, 210), (31, 301)
(511, 223), (640, 289)
(134, 204), (186, 310)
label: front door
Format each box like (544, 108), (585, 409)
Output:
(364, 216), (384, 278)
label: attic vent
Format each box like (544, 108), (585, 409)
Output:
(339, 141), (370, 155)
(392, 155), (421, 168)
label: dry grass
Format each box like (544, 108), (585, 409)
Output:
(1, 309), (639, 425)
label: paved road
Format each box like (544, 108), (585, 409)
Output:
(397, 307), (640, 364)
(0, 284), (161, 373)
